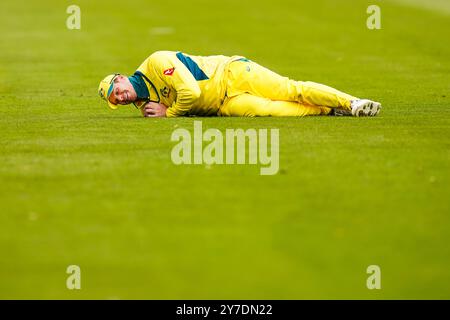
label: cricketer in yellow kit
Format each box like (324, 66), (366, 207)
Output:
(98, 51), (382, 118)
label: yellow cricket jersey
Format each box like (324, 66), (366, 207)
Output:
(134, 51), (245, 117)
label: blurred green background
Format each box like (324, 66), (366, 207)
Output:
(0, 0), (449, 299)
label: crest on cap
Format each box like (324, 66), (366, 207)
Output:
(99, 87), (106, 99)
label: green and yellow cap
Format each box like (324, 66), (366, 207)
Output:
(98, 74), (119, 109)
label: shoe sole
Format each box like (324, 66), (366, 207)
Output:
(353, 100), (381, 117)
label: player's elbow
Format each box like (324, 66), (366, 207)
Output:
(178, 87), (201, 105)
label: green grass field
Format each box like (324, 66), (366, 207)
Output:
(1, 0), (449, 299)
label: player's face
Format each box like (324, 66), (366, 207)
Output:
(108, 75), (137, 105)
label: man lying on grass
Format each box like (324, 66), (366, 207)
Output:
(98, 51), (382, 118)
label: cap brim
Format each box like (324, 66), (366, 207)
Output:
(107, 99), (119, 110)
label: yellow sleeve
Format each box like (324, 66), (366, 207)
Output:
(149, 52), (201, 117)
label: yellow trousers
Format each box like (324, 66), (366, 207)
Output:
(218, 59), (357, 117)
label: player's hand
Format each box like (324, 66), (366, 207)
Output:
(142, 102), (167, 117)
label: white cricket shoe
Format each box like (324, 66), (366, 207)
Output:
(350, 99), (382, 117)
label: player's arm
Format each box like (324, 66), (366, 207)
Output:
(151, 52), (201, 117)
(142, 102), (167, 117)
(131, 99), (165, 118)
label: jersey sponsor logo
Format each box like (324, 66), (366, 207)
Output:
(163, 67), (175, 76)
